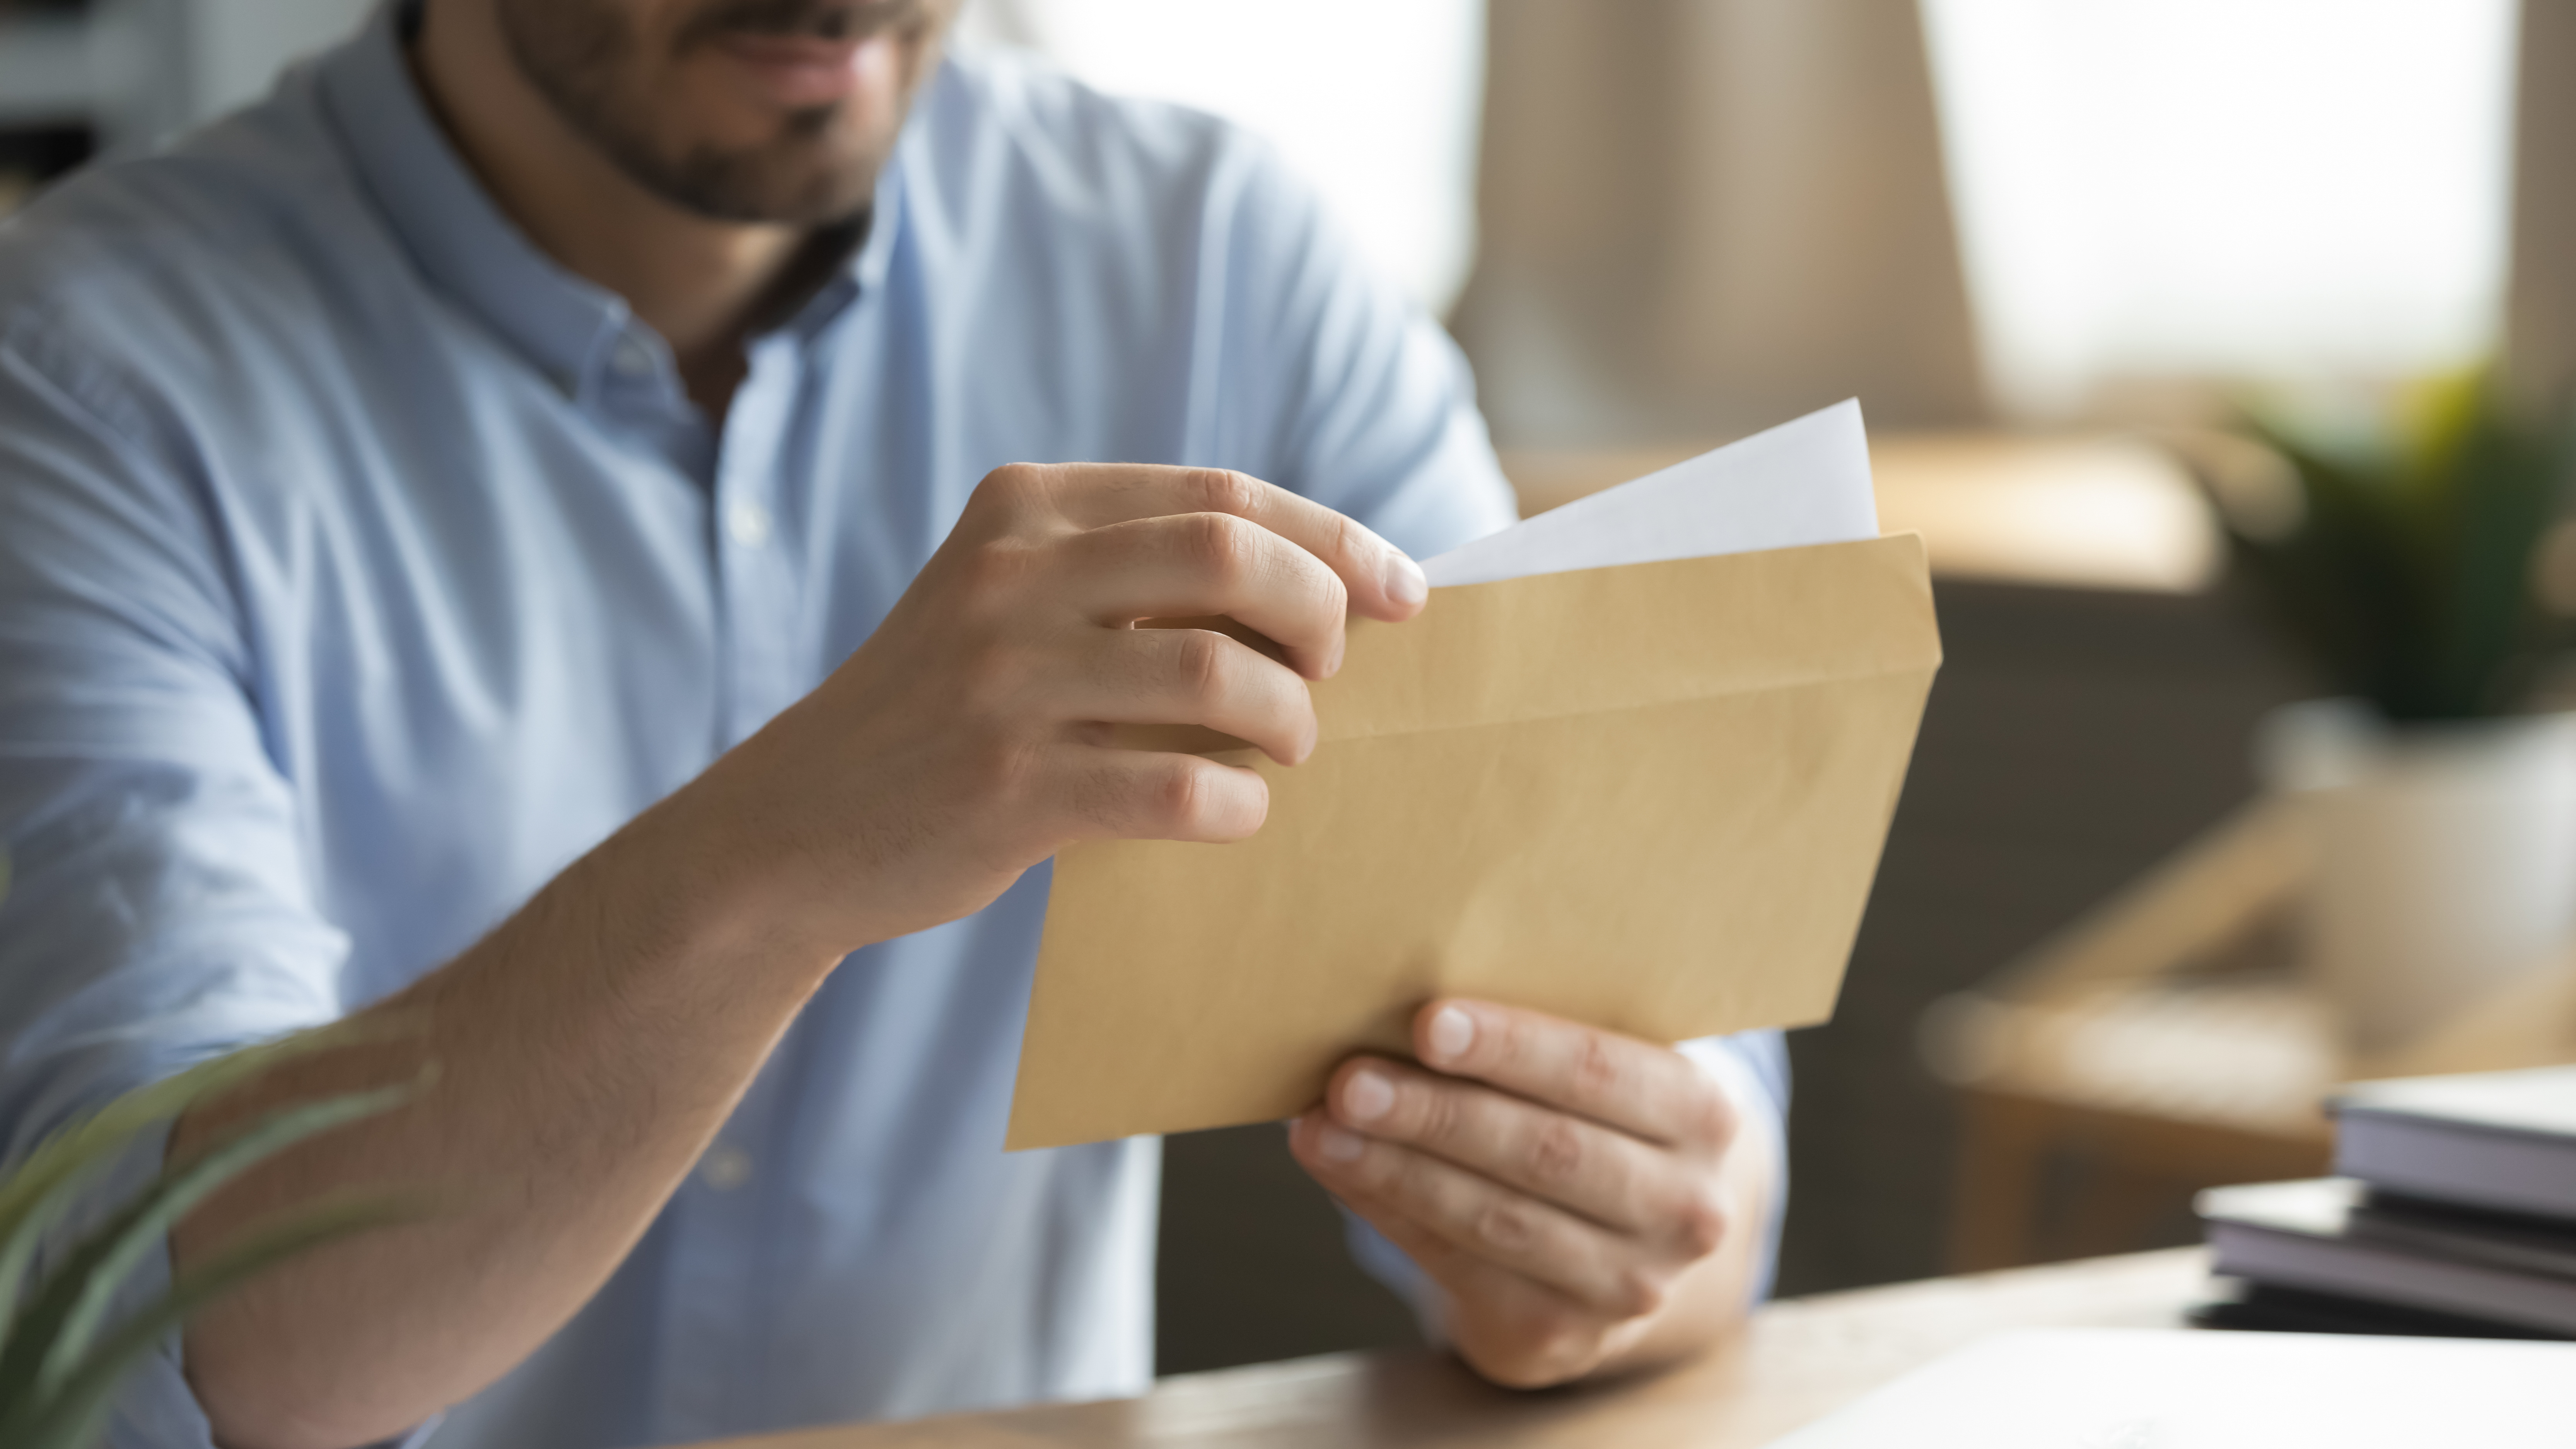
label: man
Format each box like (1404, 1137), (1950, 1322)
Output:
(0, 1), (1788, 1446)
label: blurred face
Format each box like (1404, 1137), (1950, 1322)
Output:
(496, 0), (952, 224)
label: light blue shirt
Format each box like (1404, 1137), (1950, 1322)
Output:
(0, 8), (1788, 1447)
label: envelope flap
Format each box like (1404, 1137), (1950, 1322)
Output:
(1313, 532), (1938, 744)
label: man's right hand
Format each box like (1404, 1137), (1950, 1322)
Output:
(175, 463), (1427, 1449)
(685, 462), (1430, 956)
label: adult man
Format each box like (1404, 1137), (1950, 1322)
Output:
(0, 1), (1788, 1446)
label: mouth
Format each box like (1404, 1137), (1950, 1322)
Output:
(690, 0), (924, 109)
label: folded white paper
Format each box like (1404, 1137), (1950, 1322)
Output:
(1423, 399), (1880, 586)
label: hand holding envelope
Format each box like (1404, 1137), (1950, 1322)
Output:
(1008, 401), (1944, 1150)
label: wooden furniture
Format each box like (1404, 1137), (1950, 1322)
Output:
(1924, 796), (2576, 1272)
(689, 1249), (2205, 1449)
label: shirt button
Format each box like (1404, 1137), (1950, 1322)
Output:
(700, 1143), (753, 1191)
(725, 500), (773, 549)
(611, 337), (656, 378)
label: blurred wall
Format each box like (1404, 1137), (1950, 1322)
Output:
(82, 0), (370, 147)
(1452, 0), (1988, 447)
(2509, 0), (2576, 411)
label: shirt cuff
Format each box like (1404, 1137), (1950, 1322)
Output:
(1677, 1029), (1791, 1306)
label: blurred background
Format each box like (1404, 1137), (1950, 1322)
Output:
(7, 0), (2574, 1376)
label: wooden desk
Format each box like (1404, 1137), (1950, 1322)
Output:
(695, 1249), (2204, 1449)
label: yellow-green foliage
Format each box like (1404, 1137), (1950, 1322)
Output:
(0, 854), (423, 1449)
(2196, 370), (2576, 722)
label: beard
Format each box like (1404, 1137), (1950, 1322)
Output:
(495, 0), (930, 224)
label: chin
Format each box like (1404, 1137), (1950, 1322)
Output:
(652, 94), (895, 222)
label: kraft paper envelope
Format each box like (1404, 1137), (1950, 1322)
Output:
(1007, 402), (1942, 1150)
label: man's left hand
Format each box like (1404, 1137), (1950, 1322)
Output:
(1287, 999), (1768, 1388)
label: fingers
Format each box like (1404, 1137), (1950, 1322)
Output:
(1061, 513), (1355, 679)
(1324, 1195), (1641, 1391)
(1289, 1113), (1674, 1321)
(1048, 746), (1269, 843)
(1060, 627), (1319, 765)
(1412, 1001), (1737, 1151)
(1030, 463), (1430, 625)
(1317, 1057), (1726, 1257)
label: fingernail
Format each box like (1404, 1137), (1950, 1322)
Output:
(1315, 1123), (1366, 1163)
(1427, 1005), (1475, 1064)
(1382, 549), (1428, 609)
(1343, 1067), (1394, 1122)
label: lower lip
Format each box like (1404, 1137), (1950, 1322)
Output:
(709, 32), (880, 108)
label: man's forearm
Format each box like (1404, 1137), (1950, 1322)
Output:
(172, 784), (840, 1449)
(166, 462), (1428, 1449)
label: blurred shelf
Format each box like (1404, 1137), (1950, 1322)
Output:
(1497, 430), (2222, 594)
(1919, 795), (2576, 1273)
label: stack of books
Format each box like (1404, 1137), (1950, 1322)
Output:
(2195, 1065), (2576, 1339)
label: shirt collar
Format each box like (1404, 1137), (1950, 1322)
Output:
(316, 2), (902, 401)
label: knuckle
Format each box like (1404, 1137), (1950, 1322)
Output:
(1344, 1138), (1395, 1193)
(1183, 512), (1260, 587)
(1671, 1182), (1730, 1258)
(1186, 467), (1265, 519)
(1171, 628), (1232, 701)
(1314, 515), (1361, 602)
(1681, 1072), (1738, 1148)
(973, 461), (1046, 512)
(1569, 1032), (1624, 1103)
(1524, 1315), (1603, 1385)
(1148, 759), (1211, 832)
(957, 536), (1042, 601)
(1613, 1266), (1670, 1320)
(1524, 1118), (1585, 1192)
(1340, 1138), (1416, 1206)
(1473, 1198), (1540, 1254)
(1412, 1082), (1468, 1147)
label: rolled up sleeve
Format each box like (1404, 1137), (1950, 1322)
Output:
(0, 321), (354, 1448)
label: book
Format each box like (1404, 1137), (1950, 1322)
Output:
(2334, 1066), (2576, 1219)
(1765, 1328), (2576, 1447)
(2199, 1178), (2576, 1336)
(2190, 1278), (2570, 1340)
(2346, 1188), (2576, 1282)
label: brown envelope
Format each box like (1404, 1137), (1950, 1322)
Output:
(1005, 532), (1943, 1150)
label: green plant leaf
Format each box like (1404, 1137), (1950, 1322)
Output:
(0, 1078), (417, 1411)
(0, 1044), (315, 1370)
(64, 1081), (413, 1400)
(2211, 373), (2576, 722)
(0, 1189), (420, 1449)
(0, 1015), (422, 1367)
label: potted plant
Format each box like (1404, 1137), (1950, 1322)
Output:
(0, 855), (425, 1449)
(2184, 370), (2576, 1054)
